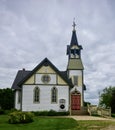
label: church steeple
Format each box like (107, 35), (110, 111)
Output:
(67, 21), (83, 59)
(66, 21), (85, 109)
(66, 21), (84, 70)
(70, 21), (79, 46)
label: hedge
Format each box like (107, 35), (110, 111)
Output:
(32, 110), (69, 116)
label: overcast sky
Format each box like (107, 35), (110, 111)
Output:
(0, 0), (115, 105)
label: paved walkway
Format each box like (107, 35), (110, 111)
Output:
(70, 116), (115, 130)
(70, 116), (115, 121)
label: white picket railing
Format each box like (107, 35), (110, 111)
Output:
(87, 104), (111, 117)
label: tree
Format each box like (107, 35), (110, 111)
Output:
(0, 88), (14, 110)
(111, 89), (115, 113)
(99, 86), (115, 113)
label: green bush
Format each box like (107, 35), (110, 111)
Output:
(111, 113), (115, 117)
(0, 108), (19, 115)
(9, 111), (34, 124)
(33, 111), (48, 116)
(33, 110), (69, 116)
(0, 109), (5, 115)
(84, 101), (91, 107)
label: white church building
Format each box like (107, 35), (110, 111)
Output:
(12, 22), (86, 115)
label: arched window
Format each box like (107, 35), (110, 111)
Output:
(51, 87), (57, 103)
(34, 87), (40, 103)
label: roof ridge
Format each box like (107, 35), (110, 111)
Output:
(17, 58), (73, 87)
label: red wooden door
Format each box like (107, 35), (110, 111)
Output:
(71, 94), (81, 110)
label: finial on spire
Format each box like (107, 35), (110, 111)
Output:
(72, 18), (76, 31)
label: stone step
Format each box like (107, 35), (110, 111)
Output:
(71, 110), (89, 115)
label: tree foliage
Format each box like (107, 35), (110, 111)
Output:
(0, 88), (14, 110)
(99, 86), (115, 113)
(110, 88), (115, 113)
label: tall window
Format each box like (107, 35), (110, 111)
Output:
(18, 91), (21, 103)
(34, 87), (40, 103)
(51, 87), (57, 103)
(74, 76), (78, 85)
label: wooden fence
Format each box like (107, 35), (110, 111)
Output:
(87, 104), (111, 117)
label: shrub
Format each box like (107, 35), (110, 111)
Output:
(32, 110), (69, 116)
(0, 109), (5, 115)
(47, 110), (56, 116)
(33, 111), (48, 116)
(84, 101), (91, 107)
(9, 111), (34, 124)
(0, 108), (19, 115)
(111, 113), (115, 117)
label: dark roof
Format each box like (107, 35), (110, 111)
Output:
(60, 71), (68, 78)
(11, 70), (30, 90)
(17, 58), (73, 88)
(70, 30), (83, 50)
(70, 30), (79, 46)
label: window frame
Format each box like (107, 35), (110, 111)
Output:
(41, 74), (51, 84)
(18, 90), (21, 104)
(74, 76), (78, 85)
(33, 87), (40, 103)
(51, 87), (58, 103)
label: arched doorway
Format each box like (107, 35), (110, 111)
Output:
(71, 91), (81, 110)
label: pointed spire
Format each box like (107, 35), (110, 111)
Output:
(70, 19), (79, 46)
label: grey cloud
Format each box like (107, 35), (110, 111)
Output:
(0, 0), (115, 105)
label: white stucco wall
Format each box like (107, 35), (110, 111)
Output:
(69, 70), (84, 107)
(69, 70), (82, 77)
(22, 85), (69, 112)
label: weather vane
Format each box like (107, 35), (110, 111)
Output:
(72, 18), (76, 31)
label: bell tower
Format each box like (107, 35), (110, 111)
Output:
(67, 21), (86, 110)
(67, 21), (84, 77)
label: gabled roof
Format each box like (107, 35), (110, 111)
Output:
(18, 58), (73, 88)
(11, 70), (30, 90)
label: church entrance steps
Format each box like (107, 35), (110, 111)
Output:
(71, 106), (89, 115)
(71, 109), (89, 115)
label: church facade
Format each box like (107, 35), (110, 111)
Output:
(12, 22), (86, 115)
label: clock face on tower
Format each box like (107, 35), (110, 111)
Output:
(41, 74), (51, 84)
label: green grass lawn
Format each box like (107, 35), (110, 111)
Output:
(0, 115), (115, 130)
